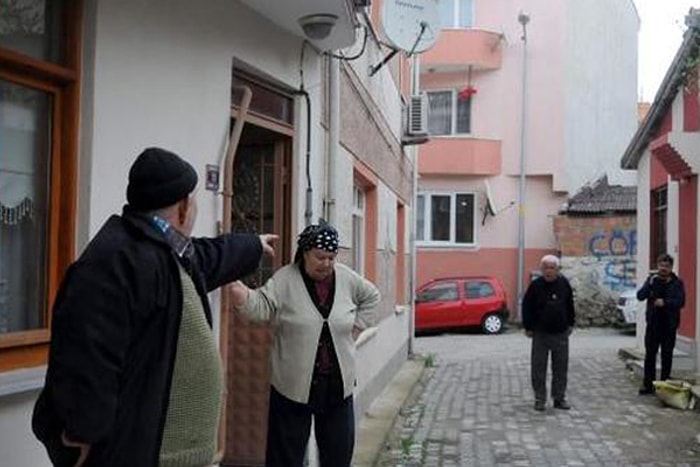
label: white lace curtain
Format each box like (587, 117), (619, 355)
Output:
(0, 79), (46, 333)
(0, 87), (38, 225)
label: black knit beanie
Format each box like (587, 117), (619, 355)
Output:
(126, 147), (198, 211)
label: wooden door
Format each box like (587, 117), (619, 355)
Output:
(223, 125), (291, 466)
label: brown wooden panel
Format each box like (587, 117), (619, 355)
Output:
(0, 48), (76, 84)
(0, 330), (50, 349)
(0, 344), (48, 372)
(224, 314), (272, 466)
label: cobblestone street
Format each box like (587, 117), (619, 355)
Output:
(377, 328), (700, 466)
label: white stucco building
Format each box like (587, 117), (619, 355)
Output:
(0, 1), (413, 465)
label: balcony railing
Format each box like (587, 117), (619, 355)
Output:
(421, 29), (504, 72)
(418, 136), (501, 175)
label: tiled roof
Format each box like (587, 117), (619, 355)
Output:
(564, 176), (636, 214)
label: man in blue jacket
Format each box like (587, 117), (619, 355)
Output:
(637, 253), (686, 395)
(32, 147), (276, 466)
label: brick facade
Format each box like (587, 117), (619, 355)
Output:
(553, 215), (637, 258)
(553, 214), (637, 308)
(339, 63), (412, 203)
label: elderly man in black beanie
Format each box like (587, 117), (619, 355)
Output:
(32, 147), (276, 467)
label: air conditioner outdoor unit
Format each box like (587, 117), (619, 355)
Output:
(407, 93), (428, 135)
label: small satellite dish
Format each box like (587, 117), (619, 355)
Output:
(484, 179), (499, 216)
(481, 179), (515, 225)
(381, 0), (440, 54)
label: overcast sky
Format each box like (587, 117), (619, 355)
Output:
(635, 0), (698, 102)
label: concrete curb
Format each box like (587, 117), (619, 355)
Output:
(620, 345), (700, 412)
(353, 356), (426, 467)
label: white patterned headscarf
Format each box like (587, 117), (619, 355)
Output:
(294, 220), (339, 263)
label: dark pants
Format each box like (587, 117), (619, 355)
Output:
(643, 313), (677, 389)
(531, 331), (569, 403)
(265, 386), (355, 467)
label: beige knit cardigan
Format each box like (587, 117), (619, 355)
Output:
(235, 263), (380, 404)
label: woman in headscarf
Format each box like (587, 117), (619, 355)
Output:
(230, 220), (380, 467)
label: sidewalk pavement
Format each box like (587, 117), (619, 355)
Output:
(374, 328), (700, 466)
(354, 356), (426, 467)
(619, 345), (700, 411)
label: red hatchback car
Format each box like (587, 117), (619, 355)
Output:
(415, 276), (509, 334)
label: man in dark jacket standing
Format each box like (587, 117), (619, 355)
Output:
(32, 147), (276, 467)
(522, 254), (575, 412)
(637, 253), (685, 395)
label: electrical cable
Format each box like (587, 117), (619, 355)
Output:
(298, 40), (314, 226)
(326, 26), (369, 61)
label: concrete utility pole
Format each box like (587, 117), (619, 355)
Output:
(516, 11), (530, 322)
(408, 54), (420, 355)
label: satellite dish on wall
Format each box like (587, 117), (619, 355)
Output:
(482, 179), (515, 225)
(381, 0), (440, 53)
(484, 179), (499, 216)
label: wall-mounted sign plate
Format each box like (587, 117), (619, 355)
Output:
(205, 164), (220, 192)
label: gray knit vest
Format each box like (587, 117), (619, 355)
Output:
(159, 265), (223, 466)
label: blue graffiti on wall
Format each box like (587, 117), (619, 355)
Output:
(588, 229), (637, 291)
(602, 259), (636, 291)
(588, 229), (637, 257)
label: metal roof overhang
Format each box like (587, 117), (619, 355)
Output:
(620, 26), (697, 170)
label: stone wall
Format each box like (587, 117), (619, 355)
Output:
(553, 214), (637, 326)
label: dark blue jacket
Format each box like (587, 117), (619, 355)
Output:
(637, 272), (685, 329)
(32, 207), (262, 466)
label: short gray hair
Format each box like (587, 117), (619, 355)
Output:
(540, 254), (560, 267)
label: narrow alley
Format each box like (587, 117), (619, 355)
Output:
(377, 329), (700, 466)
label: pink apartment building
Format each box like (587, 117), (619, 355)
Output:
(415, 0), (639, 319)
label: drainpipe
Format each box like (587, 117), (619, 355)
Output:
(307, 58), (339, 467)
(216, 85), (252, 462)
(302, 90), (313, 227)
(408, 55), (420, 356)
(324, 56), (340, 225)
(516, 12), (529, 322)
(298, 41), (314, 227)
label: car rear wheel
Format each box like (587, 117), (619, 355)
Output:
(482, 313), (503, 334)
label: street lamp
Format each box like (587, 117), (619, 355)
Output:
(516, 11), (529, 322)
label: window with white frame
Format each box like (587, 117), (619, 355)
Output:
(427, 90), (471, 136)
(352, 185), (365, 274)
(416, 193), (476, 245)
(439, 0), (474, 29)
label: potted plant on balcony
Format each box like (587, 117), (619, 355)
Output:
(458, 85), (477, 100)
